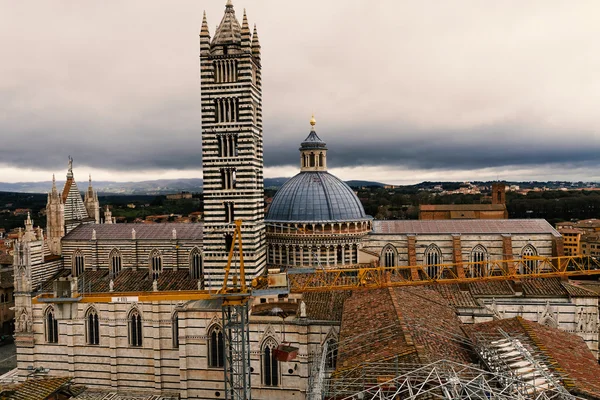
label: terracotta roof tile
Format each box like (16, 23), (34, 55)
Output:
(429, 284), (479, 307)
(157, 270), (198, 291)
(9, 376), (73, 400)
(521, 277), (568, 297)
(561, 281), (599, 297)
(373, 219), (560, 236)
(303, 291), (351, 322)
(113, 269), (152, 292)
(64, 223), (203, 241)
(468, 280), (515, 296)
(337, 287), (475, 372)
(0, 255), (13, 265)
(0, 270), (14, 289)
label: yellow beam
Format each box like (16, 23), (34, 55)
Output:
(287, 255), (600, 293)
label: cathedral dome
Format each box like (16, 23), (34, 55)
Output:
(266, 171), (369, 223)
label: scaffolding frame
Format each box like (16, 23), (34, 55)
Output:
(332, 360), (582, 400)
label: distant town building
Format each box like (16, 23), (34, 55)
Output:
(419, 182), (508, 220)
(166, 192), (193, 200)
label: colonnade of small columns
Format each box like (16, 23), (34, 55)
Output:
(214, 98), (240, 123)
(218, 134), (238, 157)
(214, 59), (238, 83)
(301, 151), (326, 169)
(266, 242), (361, 268)
(266, 220), (372, 235)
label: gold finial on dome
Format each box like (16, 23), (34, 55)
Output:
(310, 114), (316, 127)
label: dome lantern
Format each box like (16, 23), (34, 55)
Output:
(300, 115), (327, 171)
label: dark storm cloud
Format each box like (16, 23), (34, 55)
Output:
(264, 123), (600, 171)
(1, 1), (599, 181)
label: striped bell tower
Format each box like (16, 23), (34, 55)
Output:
(200, 1), (266, 287)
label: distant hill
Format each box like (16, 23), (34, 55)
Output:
(0, 177), (388, 195)
(0, 179), (204, 195)
(345, 180), (387, 188)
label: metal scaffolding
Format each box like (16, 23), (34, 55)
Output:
(222, 301), (251, 400)
(333, 360), (582, 400)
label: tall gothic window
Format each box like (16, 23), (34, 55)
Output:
(73, 250), (84, 277)
(218, 134), (238, 157)
(224, 202), (234, 223)
(172, 312), (179, 349)
(424, 244), (442, 278)
(45, 307), (58, 343)
(469, 245), (488, 278)
(262, 338), (279, 386)
(325, 339), (338, 370)
(521, 244), (538, 274)
(86, 308), (100, 345)
(221, 168), (237, 190)
(150, 250), (162, 280)
(214, 98), (240, 123)
(208, 325), (224, 368)
(110, 248), (122, 278)
(128, 308), (143, 347)
(190, 248), (203, 281)
(225, 233), (234, 253)
(214, 59), (238, 83)
(382, 245), (397, 267)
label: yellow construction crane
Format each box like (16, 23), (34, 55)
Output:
(284, 255), (600, 293)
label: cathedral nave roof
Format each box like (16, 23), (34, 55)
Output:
(63, 222), (203, 241)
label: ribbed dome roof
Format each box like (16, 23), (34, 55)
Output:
(266, 172), (370, 223)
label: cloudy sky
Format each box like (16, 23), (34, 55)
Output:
(1, 1), (599, 184)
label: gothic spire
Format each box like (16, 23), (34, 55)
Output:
(241, 9), (251, 51)
(251, 24), (261, 61)
(200, 11), (211, 54)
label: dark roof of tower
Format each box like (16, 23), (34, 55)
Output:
(300, 130), (327, 150)
(212, 1), (241, 46)
(266, 171), (370, 223)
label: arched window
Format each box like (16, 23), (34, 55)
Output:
(319, 152), (324, 168)
(128, 308), (143, 347)
(469, 245), (488, 278)
(262, 338), (279, 386)
(86, 308), (100, 345)
(208, 325), (224, 368)
(382, 245), (397, 267)
(150, 250), (162, 280)
(73, 250), (84, 277)
(325, 339), (338, 370)
(45, 307), (58, 343)
(110, 249), (122, 278)
(521, 244), (538, 274)
(424, 244), (442, 278)
(190, 248), (203, 281)
(172, 312), (179, 348)
(225, 233), (234, 253)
